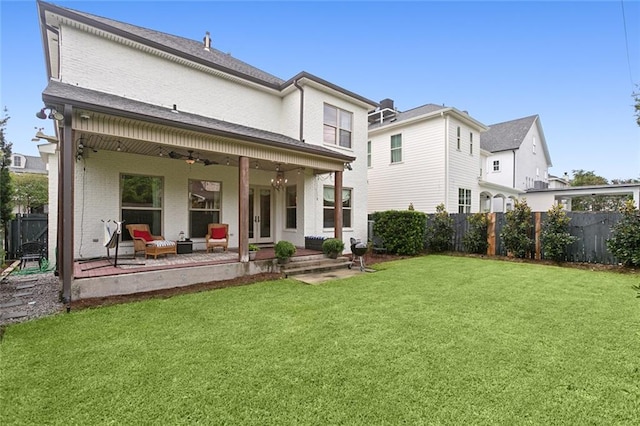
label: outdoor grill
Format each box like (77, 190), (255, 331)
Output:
(349, 237), (368, 272)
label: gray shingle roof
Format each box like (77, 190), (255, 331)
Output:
(10, 155), (47, 174)
(368, 103), (446, 130)
(54, 3), (285, 87)
(481, 115), (538, 153)
(43, 81), (355, 161)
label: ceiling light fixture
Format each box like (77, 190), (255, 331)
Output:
(271, 164), (288, 191)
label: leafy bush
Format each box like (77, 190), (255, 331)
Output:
(248, 244), (260, 252)
(541, 205), (577, 262)
(372, 210), (427, 256)
(426, 204), (454, 253)
(606, 200), (640, 266)
(322, 238), (345, 256)
(501, 199), (533, 258)
(463, 213), (488, 254)
(274, 240), (296, 260)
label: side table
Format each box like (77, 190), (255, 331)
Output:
(176, 240), (193, 254)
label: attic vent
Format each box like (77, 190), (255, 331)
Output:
(203, 31), (211, 51)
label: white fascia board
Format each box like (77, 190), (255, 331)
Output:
(369, 107), (488, 135)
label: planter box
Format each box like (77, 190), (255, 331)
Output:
(305, 237), (326, 251)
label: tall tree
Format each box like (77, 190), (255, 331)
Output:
(12, 173), (48, 214)
(633, 85), (640, 127)
(0, 108), (15, 254)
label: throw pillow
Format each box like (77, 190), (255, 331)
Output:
(211, 227), (226, 239)
(133, 229), (154, 242)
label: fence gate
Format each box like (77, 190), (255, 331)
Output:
(7, 214), (48, 260)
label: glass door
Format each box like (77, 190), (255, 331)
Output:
(249, 186), (272, 244)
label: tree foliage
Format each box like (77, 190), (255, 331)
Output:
(501, 199), (533, 258)
(12, 172), (48, 214)
(541, 204), (577, 262)
(426, 203), (454, 253)
(606, 200), (640, 267)
(570, 169), (629, 211)
(372, 209), (426, 256)
(463, 213), (488, 254)
(633, 85), (640, 127)
(0, 108), (14, 254)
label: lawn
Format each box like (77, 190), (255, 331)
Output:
(1, 255), (638, 424)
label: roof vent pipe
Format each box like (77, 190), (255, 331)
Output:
(203, 31), (211, 51)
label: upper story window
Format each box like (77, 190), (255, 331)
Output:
(456, 127), (461, 150)
(470, 132), (473, 155)
(391, 134), (402, 163)
(323, 104), (352, 148)
(12, 155), (23, 168)
(367, 141), (372, 168)
(492, 160), (500, 172)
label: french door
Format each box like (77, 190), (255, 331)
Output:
(249, 186), (272, 244)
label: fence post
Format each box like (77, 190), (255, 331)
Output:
(487, 213), (496, 256)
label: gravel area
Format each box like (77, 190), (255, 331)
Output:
(0, 267), (64, 327)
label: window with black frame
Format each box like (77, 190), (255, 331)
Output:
(323, 186), (352, 228)
(189, 179), (221, 238)
(121, 174), (163, 240)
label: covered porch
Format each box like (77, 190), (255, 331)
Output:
(41, 84), (356, 305)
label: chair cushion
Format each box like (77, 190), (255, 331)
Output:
(133, 230), (154, 242)
(211, 227), (226, 239)
(148, 240), (176, 247)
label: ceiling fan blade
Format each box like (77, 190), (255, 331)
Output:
(202, 159), (217, 166)
(168, 151), (182, 159)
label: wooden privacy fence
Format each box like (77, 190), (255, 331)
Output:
(373, 211), (623, 265)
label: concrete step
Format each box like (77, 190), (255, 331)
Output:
(281, 256), (353, 277)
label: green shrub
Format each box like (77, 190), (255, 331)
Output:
(426, 204), (454, 253)
(322, 238), (345, 257)
(501, 199), (533, 258)
(463, 213), (488, 254)
(606, 200), (640, 266)
(274, 240), (296, 260)
(248, 244), (260, 252)
(541, 205), (577, 262)
(372, 209), (427, 256)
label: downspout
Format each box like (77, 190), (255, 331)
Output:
(443, 111), (449, 210)
(512, 150), (516, 188)
(294, 79), (304, 142)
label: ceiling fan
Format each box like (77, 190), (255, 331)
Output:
(168, 149), (217, 166)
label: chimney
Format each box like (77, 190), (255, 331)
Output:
(203, 31), (211, 51)
(380, 98), (394, 111)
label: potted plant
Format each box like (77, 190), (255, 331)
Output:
(322, 238), (345, 259)
(248, 244), (260, 261)
(274, 240), (296, 264)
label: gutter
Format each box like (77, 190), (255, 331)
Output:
(512, 150), (517, 188)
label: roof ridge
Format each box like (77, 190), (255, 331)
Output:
(488, 114), (538, 127)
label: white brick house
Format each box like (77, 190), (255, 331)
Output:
(36, 1), (375, 301)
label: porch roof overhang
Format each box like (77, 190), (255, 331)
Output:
(478, 179), (525, 198)
(42, 81), (354, 172)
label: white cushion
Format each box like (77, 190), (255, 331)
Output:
(148, 240), (176, 248)
(208, 238), (227, 243)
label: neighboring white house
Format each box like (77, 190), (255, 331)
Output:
(367, 100), (489, 214)
(8, 153), (48, 215)
(36, 1), (376, 300)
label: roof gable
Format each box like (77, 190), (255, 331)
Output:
(481, 115), (538, 152)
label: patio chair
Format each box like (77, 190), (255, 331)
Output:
(205, 223), (229, 252)
(125, 224), (177, 259)
(17, 241), (46, 270)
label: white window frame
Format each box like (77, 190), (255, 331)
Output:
(458, 188), (472, 213)
(323, 186), (352, 228)
(367, 141), (372, 168)
(469, 132), (473, 155)
(323, 103), (353, 149)
(120, 174), (164, 239)
(456, 126), (461, 150)
(285, 185), (297, 229)
(390, 134), (402, 164)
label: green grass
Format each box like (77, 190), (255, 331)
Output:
(1, 256), (639, 425)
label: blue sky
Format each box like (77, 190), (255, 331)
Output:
(1, 0), (639, 181)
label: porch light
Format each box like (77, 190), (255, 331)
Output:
(271, 164), (288, 190)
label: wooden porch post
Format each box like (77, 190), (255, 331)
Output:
(61, 104), (74, 305)
(487, 212), (496, 256)
(334, 171), (343, 241)
(238, 156), (249, 263)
